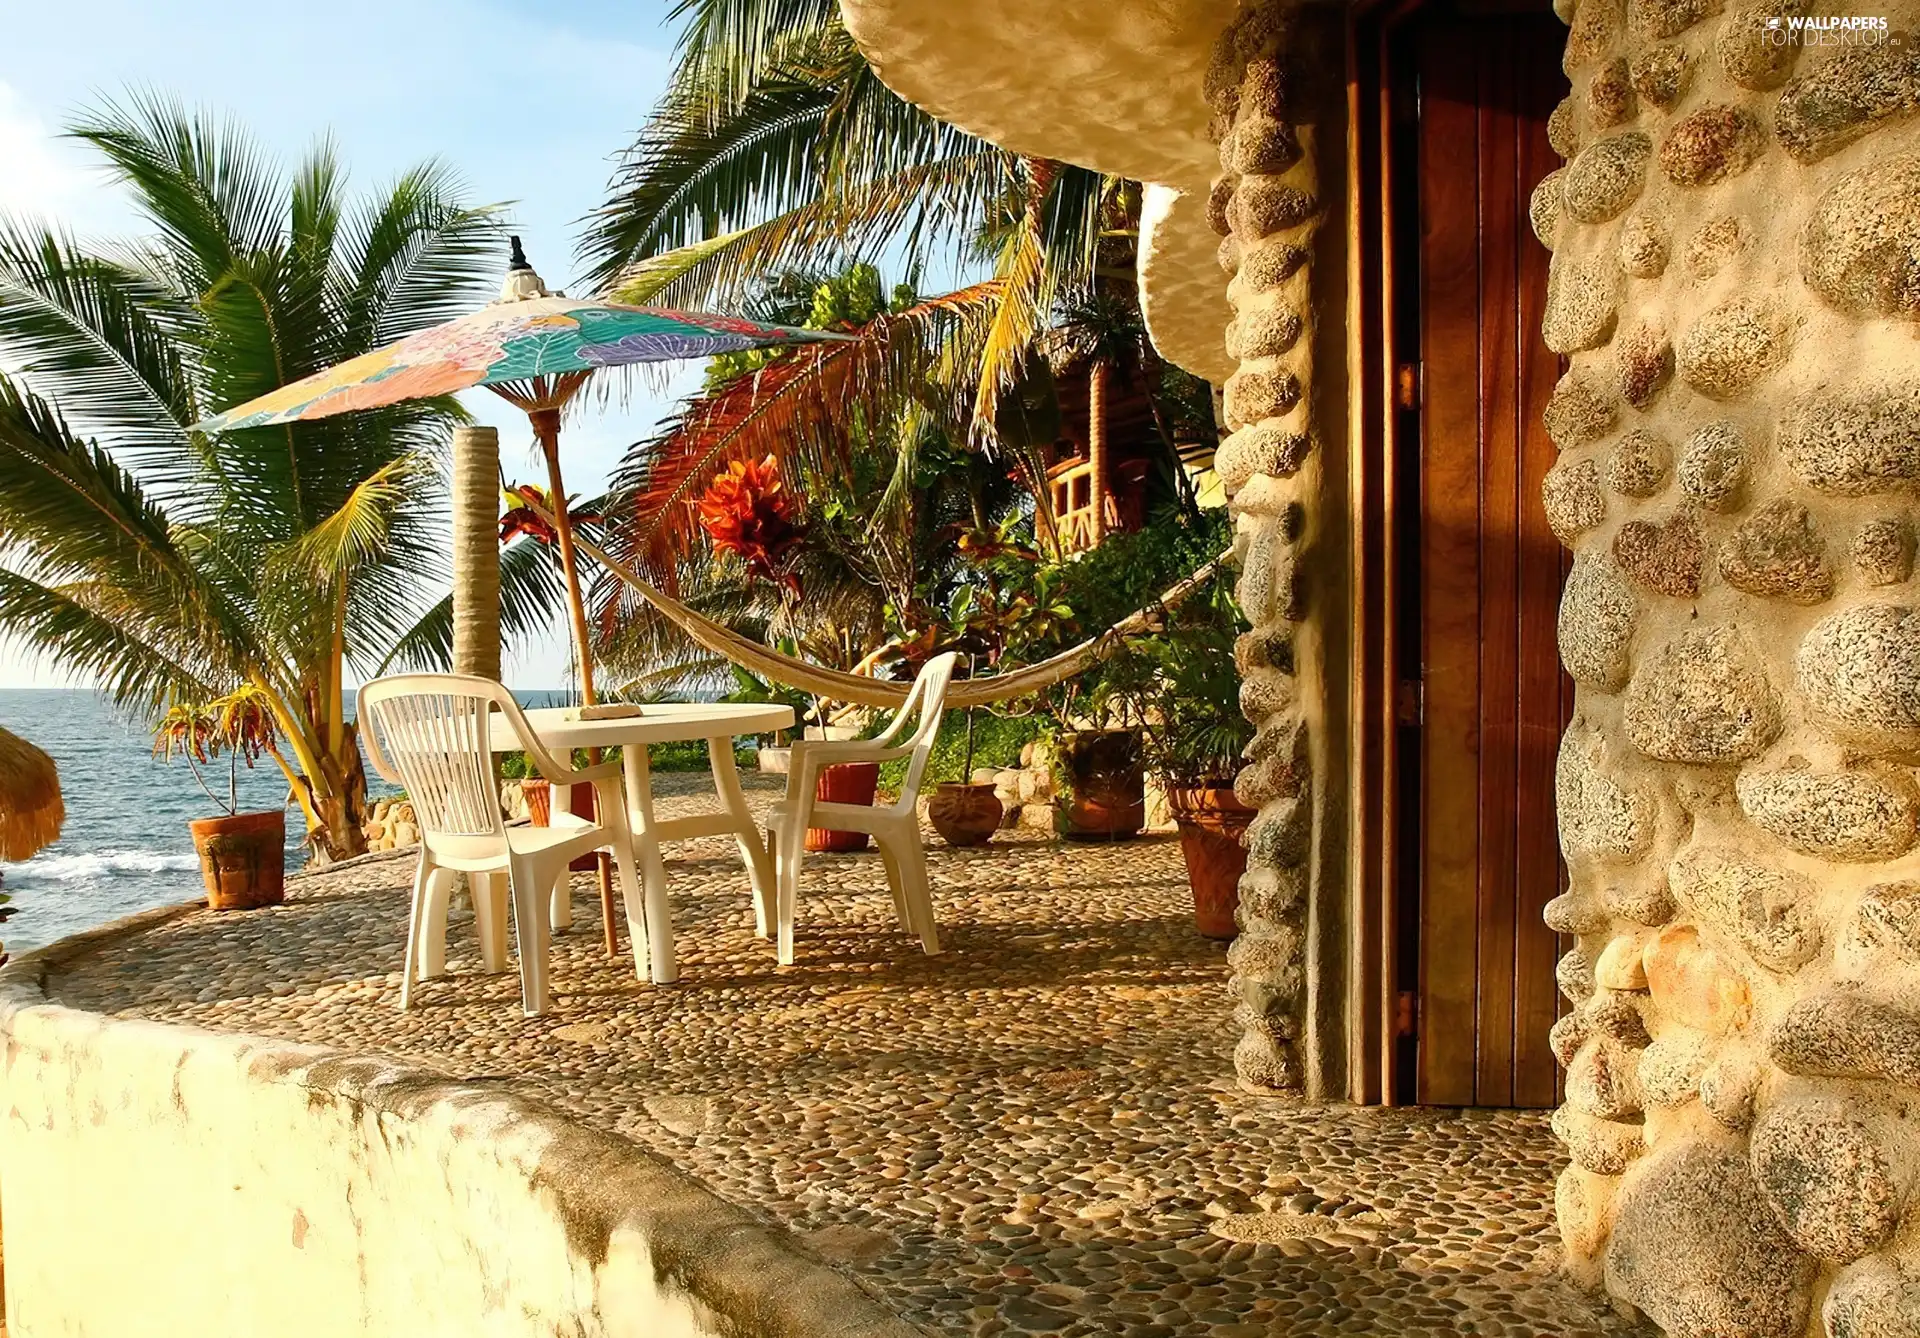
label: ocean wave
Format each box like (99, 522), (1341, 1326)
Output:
(1, 849), (201, 883)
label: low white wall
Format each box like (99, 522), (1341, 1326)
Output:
(0, 910), (917, 1338)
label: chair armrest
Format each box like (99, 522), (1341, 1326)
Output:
(523, 756), (624, 787)
(782, 739), (912, 800)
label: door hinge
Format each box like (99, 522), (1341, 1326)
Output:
(1394, 990), (1419, 1039)
(1395, 361), (1421, 410)
(1395, 677), (1424, 727)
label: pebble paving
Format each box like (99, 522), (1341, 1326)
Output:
(47, 774), (1649, 1338)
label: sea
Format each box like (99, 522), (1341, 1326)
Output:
(0, 688), (567, 957)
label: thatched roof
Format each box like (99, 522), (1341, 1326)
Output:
(0, 725), (65, 861)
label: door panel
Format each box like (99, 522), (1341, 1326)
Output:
(1403, 4), (1571, 1108)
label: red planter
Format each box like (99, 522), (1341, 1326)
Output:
(806, 761), (880, 852)
(1167, 786), (1256, 939)
(187, 810), (285, 911)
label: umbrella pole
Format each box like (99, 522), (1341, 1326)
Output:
(528, 403), (619, 959)
(529, 407), (597, 708)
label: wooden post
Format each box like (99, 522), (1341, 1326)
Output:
(1087, 359), (1111, 547)
(450, 425), (502, 680)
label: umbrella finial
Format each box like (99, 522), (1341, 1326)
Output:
(498, 235), (550, 303)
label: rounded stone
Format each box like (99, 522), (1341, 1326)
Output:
(1676, 300), (1787, 399)
(1604, 1140), (1814, 1338)
(1608, 429), (1671, 496)
(1559, 554), (1639, 690)
(1825, 1257), (1920, 1338)
(1549, 96), (1582, 159)
(1544, 456), (1607, 545)
(1564, 131), (1652, 223)
(1750, 1103), (1905, 1262)
(1556, 1166), (1618, 1281)
(1638, 1032), (1709, 1107)
(1547, 891), (1612, 935)
(1782, 390), (1920, 495)
(1609, 876), (1678, 927)
(1559, 944), (1599, 1003)
(1216, 422), (1311, 489)
(1853, 518), (1916, 585)
(1667, 845), (1822, 971)
(1629, 0), (1724, 41)
(1544, 369), (1618, 447)
(1678, 420), (1748, 510)
(1800, 155), (1920, 321)
(1631, 42), (1692, 108)
(1660, 105), (1763, 186)
(1775, 44), (1920, 165)
(1226, 308), (1302, 361)
(1558, 729), (1654, 857)
(1565, 0), (1623, 68)
(1206, 177), (1235, 236)
(1715, 4), (1801, 90)
(1552, 1007), (1597, 1066)
(1643, 924), (1752, 1034)
(1228, 180), (1319, 239)
(1223, 368), (1301, 426)
(1238, 241), (1308, 291)
(1736, 762), (1920, 861)
(1700, 1048), (1760, 1131)
(1684, 217), (1746, 279)
(1544, 254), (1621, 353)
(1588, 57), (1636, 126)
(1551, 1105), (1646, 1175)
(1796, 604), (1920, 755)
(1566, 1036), (1641, 1116)
(1859, 880), (1920, 961)
(1624, 625), (1781, 763)
(1717, 500), (1833, 604)
(1224, 116), (1302, 176)
(1530, 168), (1566, 246)
(1619, 211), (1669, 277)
(1614, 511), (1703, 598)
(1769, 989), (1920, 1090)
(1614, 320), (1671, 407)
(1217, 234), (1241, 276)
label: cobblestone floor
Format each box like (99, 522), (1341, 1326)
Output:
(49, 774), (1647, 1338)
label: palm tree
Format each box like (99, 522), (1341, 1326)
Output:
(0, 96), (502, 860)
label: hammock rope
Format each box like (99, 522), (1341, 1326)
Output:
(551, 507), (1229, 710)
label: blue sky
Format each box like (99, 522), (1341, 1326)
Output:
(0, 0), (700, 690)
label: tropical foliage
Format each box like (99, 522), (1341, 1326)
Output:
(0, 96), (503, 858)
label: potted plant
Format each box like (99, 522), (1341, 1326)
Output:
(153, 687), (286, 910)
(1140, 574), (1256, 938)
(927, 675), (1003, 846)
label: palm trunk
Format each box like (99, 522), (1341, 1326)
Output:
(310, 725), (369, 863)
(1087, 359), (1111, 547)
(450, 425), (502, 680)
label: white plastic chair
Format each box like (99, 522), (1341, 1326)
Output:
(764, 652), (957, 965)
(360, 673), (648, 1016)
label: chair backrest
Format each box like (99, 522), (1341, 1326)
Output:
(360, 673), (574, 858)
(879, 652), (957, 809)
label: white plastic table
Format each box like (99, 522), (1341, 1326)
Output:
(490, 702), (794, 985)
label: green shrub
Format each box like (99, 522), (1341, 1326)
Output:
(876, 709), (1046, 793)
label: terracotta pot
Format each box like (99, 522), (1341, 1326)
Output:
(807, 761), (879, 852)
(927, 781), (1002, 847)
(187, 810), (285, 910)
(1167, 785), (1256, 939)
(1056, 729), (1145, 842)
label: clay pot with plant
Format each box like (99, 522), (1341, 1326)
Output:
(928, 683), (1003, 846)
(153, 687), (286, 910)
(1139, 573), (1256, 939)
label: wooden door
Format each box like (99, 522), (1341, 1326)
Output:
(1385, 1), (1571, 1108)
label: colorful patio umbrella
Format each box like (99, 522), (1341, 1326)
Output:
(195, 239), (849, 705)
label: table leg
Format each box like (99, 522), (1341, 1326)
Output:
(710, 738), (776, 939)
(622, 746), (678, 984)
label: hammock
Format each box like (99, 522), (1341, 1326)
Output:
(558, 517), (1229, 710)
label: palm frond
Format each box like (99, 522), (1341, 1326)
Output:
(378, 534), (568, 673)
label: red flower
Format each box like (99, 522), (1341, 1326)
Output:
(500, 484), (603, 545)
(697, 455), (803, 595)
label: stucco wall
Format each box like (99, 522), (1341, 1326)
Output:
(0, 911), (916, 1338)
(1534, 0), (1920, 1333)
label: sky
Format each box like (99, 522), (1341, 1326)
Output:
(0, 0), (702, 691)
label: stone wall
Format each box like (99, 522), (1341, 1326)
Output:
(0, 914), (916, 1338)
(1536, 0), (1920, 1332)
(1205, 0), (1347, 1096)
